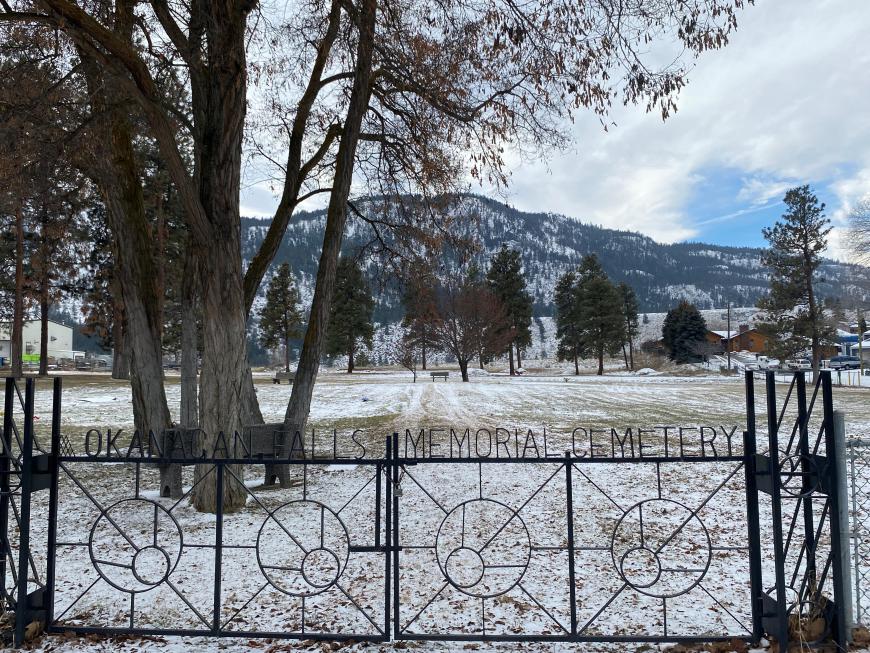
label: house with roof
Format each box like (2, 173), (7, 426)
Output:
(705, 324), (769, 354)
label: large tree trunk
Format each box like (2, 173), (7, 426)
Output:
(79, 43), (174, 493)
(459, 359), (469, 382)
(348, 338), (355, 373)
(111, 285), (130, 380)
(11, 201), (24, 379)
(574, 353), (579, 376)
(508, 345), (515, 376)
(622, 344), (629, 370)
(628, 339), (634, 371)
(597, 350), (604, 376)
(283, 0), (378, 450)
(38, 281), (49, 376)
(516, 343), (522, 369)
(180, 253), (199, 429)
(190, 9), (253, 513)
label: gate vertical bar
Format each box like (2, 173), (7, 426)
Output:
(564, 452), (577, 635)
(392, 432), (400, 640)
(822, 372), (849, 646)
(796, 372), (817, 598)
(744, 371), (763, 642)
(14, 378), (35, 647)
(1, 379), (13, 608)
(212, 463), (224, 633)
(766, 371), (789, 651)
(383, 437), (391, 639)
(375, 460), (382, 549)
(44, 377), (62, 627)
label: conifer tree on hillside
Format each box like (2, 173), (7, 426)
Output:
(554, 270), (581, 375)
(618, 282), (640, 370)
(574, 255), (625, 375)
(401, 270), (438, 370)
(259, 263), (304, 372)
(324, 258), (375, 373)
(757, 185), (834, 373)
(662, 300), (708, 363)
(486, 244), (533, 374)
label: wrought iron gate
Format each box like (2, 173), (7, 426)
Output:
(1, 372), (851, 648)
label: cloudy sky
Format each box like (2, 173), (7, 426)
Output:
(241, 0), (870, 257)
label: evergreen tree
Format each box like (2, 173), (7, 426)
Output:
(486, 244), (533, 374)
(618, 282), (640, 370)
(574, 255), (624, 375)
(662, 300), (708, 363)
(554, 270), (581, 374)
(324, 258), (375, 373)
(258, 263), (303, 372)
(401, 268), (438, 370)
(757, 185), (834, 373)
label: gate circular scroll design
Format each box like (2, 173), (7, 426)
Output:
(779, 452), (823, 499)
(256, 500), (350, 597)
(435, 499), (531, 598)
(610, 498), (711, 598)
(88, 498), (183, 593)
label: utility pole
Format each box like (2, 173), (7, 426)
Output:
(727, 302), (732, 371)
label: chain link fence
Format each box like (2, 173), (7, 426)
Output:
(848, 438), (870, 626)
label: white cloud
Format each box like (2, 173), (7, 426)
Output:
(489, 0), (870, 243)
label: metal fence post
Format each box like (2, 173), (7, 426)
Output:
(834, 410), (854, 642)
(14, 378), (35, 647)
(44, 378), (62, 628)
(821, 372), (849, 648)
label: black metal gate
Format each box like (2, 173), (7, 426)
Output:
(0, 372), (850, 648)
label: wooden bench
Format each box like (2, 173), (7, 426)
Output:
(273, 371), (294, 384)
(430, 371), (449, 382)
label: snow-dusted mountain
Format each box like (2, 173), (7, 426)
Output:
(241, 194), (870, 322)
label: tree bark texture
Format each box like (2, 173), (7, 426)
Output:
(191, 8), (253, 513)
(283, 0), (378, 446)
(111, 283), (130, 380)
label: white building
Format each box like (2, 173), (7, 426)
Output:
(849, 340), (870, 363)
(0, 320), (75, 363)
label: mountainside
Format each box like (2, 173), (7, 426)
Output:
(241, 195), (870, 322)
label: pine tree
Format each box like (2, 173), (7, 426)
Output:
(554, 270), (581, 374)
(486, 244), (533, 374)
(618, 282), (640, 370)
(324, 258), (375, 373)
(258, 263), (303, 372)
(401, 269), (438, 370)
(662, 300), (708, 363)
(574, 255), (624, 375)
(757, 185), (834, 373)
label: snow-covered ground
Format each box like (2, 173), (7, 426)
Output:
(7, 370), (870, 652)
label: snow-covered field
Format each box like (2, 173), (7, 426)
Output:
(9, 370), (870, 652)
